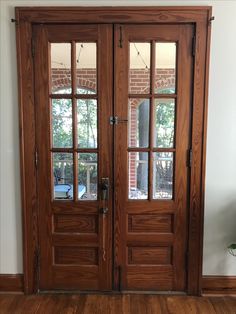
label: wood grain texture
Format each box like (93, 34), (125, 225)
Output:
(0, 275), (23, 293)
(114, 23), (193, 292)
(15, 15), (38, 295)
(54, 214), (98, 233)
(202, 276), (236, 296)
(16, 7), (211, 294)
(16, 6), (210, 24)
(34, 24), (113, 291)
(128, 247), (172, 265)
(128, 214), (173, 233)
(54, 247), (98, 265)
(1, 294), (235, 313)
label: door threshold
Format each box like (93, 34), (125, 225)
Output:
(38, 290), (186, 295)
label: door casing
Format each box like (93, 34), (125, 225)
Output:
(15, 6), (212, 295)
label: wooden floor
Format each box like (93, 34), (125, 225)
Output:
(0, 294), (236, 313)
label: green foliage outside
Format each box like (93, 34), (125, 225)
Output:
(52, 88), (175, 197)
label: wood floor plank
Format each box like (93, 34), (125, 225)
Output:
(210, 297), (235, 314)
(195, 297), (216, 314)
(223, 297), (236, 314)
(121, 294), (131, 314)
(0, 294), (235, 313)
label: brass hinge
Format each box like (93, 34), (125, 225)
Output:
(110, 116), (128, 125)
(31, 37), (35, 58)
(119, 26), (123, 48)
(192, 36), (196, 57)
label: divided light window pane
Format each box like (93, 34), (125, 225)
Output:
(77, 99), (97, 148)
(129, 152), (148, 199)
(78, 153), (98, 200)
(153, 152), (173, 200)
(129, 43), (150, 94)
(129, 99), (150, 148)
(52, 99), (73, 148)
(53, 153), (73, 200)
(76, 43), (97, 94)
(154, 99), (175, 148)
(51, 43), (71, 94)
(155, 43), (176, 94)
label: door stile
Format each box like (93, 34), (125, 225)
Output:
(113, 24), (129, 290)
(97, 24), (113, 290)
(172, 25), (194, 291)
(34, 24), (53, 288)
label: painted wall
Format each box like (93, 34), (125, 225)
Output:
(0, 0), (236, 276)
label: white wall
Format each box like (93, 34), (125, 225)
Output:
(0, 0), (236, 276)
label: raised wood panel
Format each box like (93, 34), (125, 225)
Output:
(52, 234), (98, 247)
(128, 247), (172, 265)
(54, 247), (98, 265)
(126, 266), (173, 290)
(127, 234), (174, 246)
(128, 214), (173, 233)
(54, 214), (98, 233)
(51, 266), (99, 290)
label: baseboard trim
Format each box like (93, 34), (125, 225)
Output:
(0, 274), (23, 293)
(202, 276), (236, 296)
(0, 274), (235, 295)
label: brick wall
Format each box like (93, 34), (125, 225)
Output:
(52, 68), (175, 191)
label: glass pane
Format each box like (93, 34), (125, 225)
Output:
(129, 43), (150, 94)
(153, 152), (173, 199)
(53, 153), (73, 200)
(154, 99), (175, 148)
(129, 152), (148, 199)
(77, 99), (97, 148)
(51, 43), (71, 94)
(76, 43), (96, 94)
(78, 153), (97, 200)
(129, 99), (150, 148)
(52, 99), (72, 148)
(155, 43), (176, 94)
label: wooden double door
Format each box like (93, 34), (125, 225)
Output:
(34, 23), (193, 292)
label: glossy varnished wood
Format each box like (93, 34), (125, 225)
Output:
(34, 24), (113, 291)
(0, 275), (23, 293)
(16, 7), (212, 294)
(0, 294), (235, 313)
(114, 24), (193, 292)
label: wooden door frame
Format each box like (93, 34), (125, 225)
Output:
(15, 6), (212, 295)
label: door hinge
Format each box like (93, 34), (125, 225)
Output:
(110, 116), (128, 125)
(118, 266), (122, 291)
(35, 150), (38, 168)
(31, 37), (35, 58)
(188, 148), (192, 168)
(119, 26), (123, 48)
(192, 35), (196, 57)
(34, 248), (40, 291)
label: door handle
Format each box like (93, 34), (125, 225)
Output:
(100, 178), (109, 261)
(101, 177), (109, 201)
